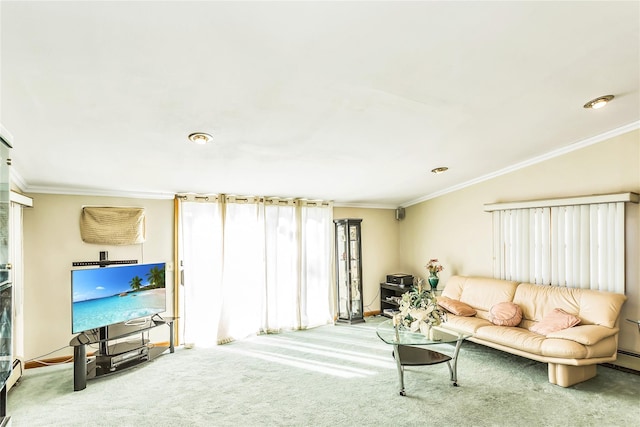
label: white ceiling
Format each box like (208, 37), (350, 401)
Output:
(1, 1), (639, 207)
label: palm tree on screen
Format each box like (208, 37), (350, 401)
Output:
(146, 266), (165, 289)
(129, 275), (143, 291)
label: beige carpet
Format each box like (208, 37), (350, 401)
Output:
(7, 317), (639, 426)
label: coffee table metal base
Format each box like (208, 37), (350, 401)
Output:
(392, 342), (462, 396)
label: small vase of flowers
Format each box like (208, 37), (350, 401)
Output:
(425, 258), (443, 291)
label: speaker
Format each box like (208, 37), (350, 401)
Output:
(395, 207), (405, 220)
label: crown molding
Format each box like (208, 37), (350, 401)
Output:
(21, 184), (175, 200)
(333, 202), (397, 209)
(10, 168), (28, 193)
(402, 120), (640, 208)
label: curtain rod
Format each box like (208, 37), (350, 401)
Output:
(484, 192), (639, 212)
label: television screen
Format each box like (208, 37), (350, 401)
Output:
(71, 262), (166, 334)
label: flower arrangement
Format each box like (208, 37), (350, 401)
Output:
(395, 278), (447, 336)
(425, 258), (443, 276)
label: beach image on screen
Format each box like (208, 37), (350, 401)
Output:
(72, 262), (166, 333)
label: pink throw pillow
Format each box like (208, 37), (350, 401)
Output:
(489, 302), (522, 327)
(529, 308), (580, 336)
(438, 297), (477, 317)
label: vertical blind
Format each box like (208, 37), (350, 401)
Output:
(486, 193), (638, 294)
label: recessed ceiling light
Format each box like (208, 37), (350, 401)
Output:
(431, 167), (449, 174)
(583, 95), (614, 110)
(188, 132), (213, 144)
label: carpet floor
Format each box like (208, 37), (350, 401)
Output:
(7, 316), (639, 426)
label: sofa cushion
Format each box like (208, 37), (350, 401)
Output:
(489, 302), (523, 326)
(540, 338), (588, 359)
(577, 289), (626, 328)
(513, 283), (580, 323)
(442, 315), (491, 334)
(513, 283), (627, 329)
(473, 325), (544, 355)
(546, 324), (618, 345)
(440, 275), (468, 300)
(442, 276), (518, 312)
(530, 308), (580, 336)
(438, 297), (476, 316)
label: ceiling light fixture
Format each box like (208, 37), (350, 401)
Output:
(188, 132), (213, 145)
(431, 167), (449, 174)
(583, 95), (614, 110)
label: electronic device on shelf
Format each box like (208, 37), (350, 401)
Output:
(97, 345), (149, 371)
(386, 274), (414, 286)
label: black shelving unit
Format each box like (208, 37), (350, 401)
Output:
(70, 316), (176, 391)
(334, 219), (364, 324)
(380, 283), (412, 317)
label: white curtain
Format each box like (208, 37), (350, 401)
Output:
(218, 197), (264, 342)
(179, 197), (223, 347)
(262, 199), (298, 332)
(492, 202), (625, 293)
(178, 195), (333, 346)
(299, 201), (333, 329)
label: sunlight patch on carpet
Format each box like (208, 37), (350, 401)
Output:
(253, 337), (394, 368)
(221, 347), (382, 378)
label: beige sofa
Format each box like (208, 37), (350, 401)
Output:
(439, 275), (627, 387)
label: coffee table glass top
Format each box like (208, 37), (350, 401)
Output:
(376, 319), (471, 345)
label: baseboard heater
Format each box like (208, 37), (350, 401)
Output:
(602, 350), (640, 375)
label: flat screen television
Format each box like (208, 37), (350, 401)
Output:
(71, 262), (166, 334)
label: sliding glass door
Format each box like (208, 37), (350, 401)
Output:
(177, 195), (333, 346)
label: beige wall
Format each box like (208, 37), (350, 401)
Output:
(333, 207), (399, 315)
(22, 194), (174, 360)
(398, 128), (640, 360)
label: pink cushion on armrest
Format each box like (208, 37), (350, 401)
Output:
(529, 308), (580, 336)
(438, 296), (477, 317)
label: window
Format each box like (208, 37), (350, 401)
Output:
(177, 195), (334, 346)
(486, 193), (638, 294)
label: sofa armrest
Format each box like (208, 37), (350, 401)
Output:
(546, 324), (619, 345)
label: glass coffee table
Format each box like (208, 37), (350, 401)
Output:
(376, 319), (472, 396)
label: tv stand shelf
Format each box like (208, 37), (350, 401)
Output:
(69, 316), (176, 391)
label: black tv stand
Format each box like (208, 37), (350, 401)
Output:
(69, 316), (176, 391)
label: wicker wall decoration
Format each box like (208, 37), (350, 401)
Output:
(80, 206), (146, 245)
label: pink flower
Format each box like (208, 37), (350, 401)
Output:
(425, 259), (443, 274)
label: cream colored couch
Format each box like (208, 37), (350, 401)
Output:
(439, 275), (627, 387)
